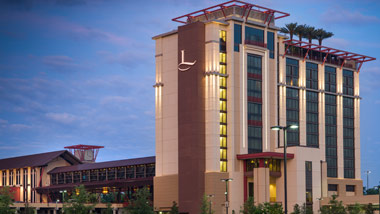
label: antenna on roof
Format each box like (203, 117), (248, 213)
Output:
(64, 144), (104, 163)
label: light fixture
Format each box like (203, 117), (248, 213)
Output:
(289, 124), (299, 129)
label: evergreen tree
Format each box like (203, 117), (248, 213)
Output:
(125, 187), (154, 214)
(261, 202), (283, 214)
(200, 194), (211, 214)
(291, 204), (301, 214)
(170, 201), (179, 214)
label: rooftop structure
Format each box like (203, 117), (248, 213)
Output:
(64, 144), (104, 163)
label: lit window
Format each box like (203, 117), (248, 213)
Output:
(220, 53), (226, 64)
(220, 125), (227, 136)
(220, 100), (227, 112)
(220, 137), (227, 147)
(220, 65), (226, 74)
(219, 77), (227, 88)
(220, 88), (227, 100)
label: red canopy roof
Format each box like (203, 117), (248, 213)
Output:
(172, 0), (289, 25)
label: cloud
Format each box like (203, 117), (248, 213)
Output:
(42, 55), (79, 71)
(97, 50), (153, 68)
(45, 112), (79, 124)
(0, 12), (130, 47)
(321, 7), (380, 26)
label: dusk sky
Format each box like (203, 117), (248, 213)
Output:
(0, 0), (379, 187)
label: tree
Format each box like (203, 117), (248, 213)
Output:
(62, 185), (97, 214)
(291, 204), (301, 214)
(200, 194), (214, 214)
(0, 187), (15, 214)
(261, 202), (283, 214)
(347, 203), (363, 214)
(125, 187), (154, 214)
(319, 195), (346, 214)
(314, 29), (334, 47)
(170, 201), (179, 214)
(23, 201), (36, 214)
(240, 197), (262, 214)
(363, 203), (374, 214)
(304, 26), (316, 44)
(295, 24), (307, 41)
(365, 188), (379, 195)
(280, 22), (298, 40)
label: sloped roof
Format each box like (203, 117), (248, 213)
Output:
(0, 150), (82, 170)
(48, 156), (155, 174)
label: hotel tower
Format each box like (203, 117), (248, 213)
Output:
(152, 1), (376, 213)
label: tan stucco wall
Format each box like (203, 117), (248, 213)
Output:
(153, 174), (178, 211)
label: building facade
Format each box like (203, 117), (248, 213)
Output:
(153, 1), (376, 213)
(0, 150), (155, 214)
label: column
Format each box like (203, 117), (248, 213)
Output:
(253, 160), (270, 204)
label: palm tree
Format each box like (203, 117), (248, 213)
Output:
(295, 24), (306, 41)
(280, 22), (298, 40)
(304, 25), (316, 44)
(315, 28), (334, 47)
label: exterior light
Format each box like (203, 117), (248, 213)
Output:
(220, 178), (232, 214)
(102, 187), (109, 194)
(289, 124), (299, 129)
(271, 126), (282, 131)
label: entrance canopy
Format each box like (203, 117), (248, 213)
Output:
(237, 152), (294, 160)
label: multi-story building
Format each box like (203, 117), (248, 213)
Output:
(152, 1), (376, 213)
(0, 148), (155, 214)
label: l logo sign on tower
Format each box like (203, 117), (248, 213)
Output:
(178, 50), (196, 72)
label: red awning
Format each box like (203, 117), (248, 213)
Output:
(237, 152), (294, 160)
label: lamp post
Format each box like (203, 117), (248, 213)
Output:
(271, 124), (299, 214)
(364, 170), (371, 191)
(207, 194), (214, 214)
(221, 178), (233, 214)
(59, 190), (67, 202)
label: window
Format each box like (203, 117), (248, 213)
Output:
(73, 172), (80, 183)
(247, 54), (262, 153)
(117, 167), (126, 180)
(51, 174), (57, 185)
(305, 161), (313, 206)
(245, 26), (264, 46)
(126, 166), (135, 179)
(286, 88), (299, 146)
(107, 168), (115, 180)
(325, 66), (336, 93)
(146, 164), (155, 177)
(234, 24), (242, 52)
(136, 165), (145, 178)
(82, 171), (89, 182)
(31, 168), (36, 203)
(286, 58), (299, 86)
(306, 62), (318, 89)
(16, 169), (20, 185)
(325, 94), (337, 177)
(9, 171), (13, 186)
(99, 169), (106, 181)
(23, 169), (28, 202)
(328, 184), (338, 191)
(220, 30), (228, 172)
(306, 91), (319, 147)
(219, 30), (226, 52)
(267, 31), (274, 59)
(65, 172), (72, 183)
(269, 159), (281, 172)
(343, 97), (355, 178)
(346, 185), (355, 192)
(90, 170), (98, 181)
(343, 69), (354, 95)
(2, 171), (6, 186)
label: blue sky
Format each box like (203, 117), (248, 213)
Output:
(0, 0), (379, 187)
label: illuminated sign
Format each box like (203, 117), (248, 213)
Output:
(178, 50), (196, 72)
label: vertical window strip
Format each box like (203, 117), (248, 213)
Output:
(325, 94), (337, 177)
(306, 91), (319, 147)
(220, 30), (227, 172)
(267, 31), (274, 59)
(286, 87), (299, 146)
(234, 24), (242, 52)
(343, 97), (355, 178)
(286, 58), (299, 86)
(305, 161), (313, 208)
(343, 69), (354, 96)
(325, 66), (336, 93)
(247, 54), (263, 153)
(306, 62), (318, 90)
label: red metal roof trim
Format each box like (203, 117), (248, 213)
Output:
(172, 0), (289, 24)
(237, 152), (294, 160)
(64, 144), (104, 149)
(283, 39), (376, 72)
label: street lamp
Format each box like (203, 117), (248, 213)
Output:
(207, 194), (214, 214)
(364, 170), (371, 191)
(271, 124), (299, 214)
(221, 178), (233, 214)
(59, 190), (67, 202)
